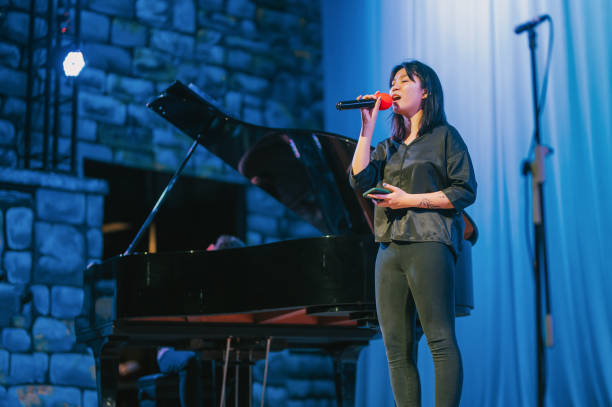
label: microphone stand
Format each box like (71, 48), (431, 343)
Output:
(522, 26), (553, 407)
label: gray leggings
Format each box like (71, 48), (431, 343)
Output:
(375, 241), (462, 407)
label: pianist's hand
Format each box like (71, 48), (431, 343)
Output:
(357, 93), (381, 130)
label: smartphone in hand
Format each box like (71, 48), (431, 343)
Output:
(362, 187), (391, 199)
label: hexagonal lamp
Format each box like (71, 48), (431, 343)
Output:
(62, 51), (85, 77)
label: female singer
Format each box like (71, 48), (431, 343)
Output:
(349, 60), (477, 406)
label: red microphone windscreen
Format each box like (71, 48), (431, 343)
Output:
(375, 91), (392, 110)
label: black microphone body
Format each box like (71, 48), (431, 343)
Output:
(514, 14), (550, 34)
(336, 99), (377, 110)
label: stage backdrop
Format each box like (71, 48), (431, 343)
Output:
(322, 0), (612, 406)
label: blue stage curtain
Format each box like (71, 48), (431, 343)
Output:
(322, 1), (612, 405)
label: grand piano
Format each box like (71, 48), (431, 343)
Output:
(76, 81), (478, 407)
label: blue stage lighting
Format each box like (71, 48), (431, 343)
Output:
(62, 50), (85, 77)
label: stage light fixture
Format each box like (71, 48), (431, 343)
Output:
(62, 50), (85, 77)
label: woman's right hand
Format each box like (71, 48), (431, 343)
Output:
(358, 93), (381, 130)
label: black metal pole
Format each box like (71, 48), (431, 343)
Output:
(24, 0), (36, 169)
(124, 134), (203, 255)
(52, 0), (60, 170)
(71, 0), (82, 173)
(527, 27), (549, 407)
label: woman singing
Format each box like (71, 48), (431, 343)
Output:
(349, 60), (477, 406)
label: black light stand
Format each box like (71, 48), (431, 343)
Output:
(517, 16), (554, 407)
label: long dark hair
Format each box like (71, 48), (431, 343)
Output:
(389, 60), (447, 142)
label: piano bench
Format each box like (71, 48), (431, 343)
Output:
(137, 373), (180, 407)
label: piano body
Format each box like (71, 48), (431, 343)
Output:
(76, 81), (477, 407)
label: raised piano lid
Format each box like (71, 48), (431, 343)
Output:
(147, 80), (374, 236)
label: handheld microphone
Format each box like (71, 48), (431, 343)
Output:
(514, 14), (550, 34)
(336, 91), (392, 111)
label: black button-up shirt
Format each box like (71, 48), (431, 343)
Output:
(349, 124), (477, 255)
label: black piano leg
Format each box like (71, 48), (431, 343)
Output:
(91, 339), (122, 407)
(332, 345), (364, 407)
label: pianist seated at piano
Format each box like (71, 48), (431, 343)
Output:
(350, 60), (477, 407)
(155, 235), (245, 407)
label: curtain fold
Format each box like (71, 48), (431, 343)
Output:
(322, 1), (612, 405)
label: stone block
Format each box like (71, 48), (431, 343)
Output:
(227, 0), (255, 18)
(240, 19), (256, 36)
(232, 73), (269, 94)
(150, 29), (195, 58)
(50, 353), (96, 388)
(1, 328), (30, 352)
(244, 94), (262, 108)
(86, 228), (103, 259)
(111, 19), (148, 47)
(224, 91), (242, 116)
(242, 107), (263, 125)
(78, 66), (106, 93)
(194, 43), (224, 65)
(31, 285), (49, 315)
(256, 8), (300, 34)
(197, 0), (223, 11)
(136, 0), (171, 26)
(252, 382), (288, 407)
(8, 353), (38, 384)
(36, 189), (86, 225)
(4, 251), (32, 284)
(1, 97), (26, 118)
(246, 231), (262, 245)
(199, 66), (227, 87)
(153, 146), (180, 170)
(98, 123), (153, 150)
(0, 42), (20, 68)
(6, 207), (33, 249)
(82, 43), (132, 75)
(247, 213), (278, 236)
(0, 12), (46, 45)
(79, 91), (127, 125)
(84, 389), (98, 407)
(81, 10), (110, 42)
(176, 62), (200, 85)
(86, 194), (104, 228)
(11, 301), (32, 330)
(0, 349), (8, 385)
(264, 100), (294, 128)
(51, 286), (84, 319)
(227, 49), (252, 69)
(34, 223), (85, 286)
(33, 352), (48, 383)
(59, 116), (98, 142)
(32, 317), (75, 352)
(173, 0), (195, 33)
(127, 103), (166, 129)
(0, 67), (27, 98)
(77, 142), (113, 169)
(88, 0), (134, 18)
(152, 128), (183, 148)
(6, 385), (80, 406)
(284, 219), (319, 238)
(133, 48), (177, 82)
(113, 148), (155, 169)
(246, 187), (284, 214)
(0, 149), (17, 168)
(107, 74), (154, 102)
(0, 284), (20, 327)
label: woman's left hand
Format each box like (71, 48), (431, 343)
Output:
(368, 183), (411, 209)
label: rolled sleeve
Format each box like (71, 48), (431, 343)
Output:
(348, 143), (386, 191)
(442, 133), (477, 212)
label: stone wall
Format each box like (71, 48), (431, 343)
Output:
(0, 168), (107, 406)
(0, 0), (327, 405)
